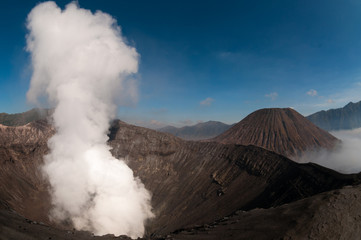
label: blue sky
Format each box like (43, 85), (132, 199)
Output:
(1, 0), (361, 128)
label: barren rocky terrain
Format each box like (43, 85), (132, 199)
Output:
(1, 117), (361, 239)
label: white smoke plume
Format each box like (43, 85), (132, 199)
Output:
(299, 128), (361, 174)
(26, 1), (153, 238)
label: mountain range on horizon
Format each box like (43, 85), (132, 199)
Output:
(2, 100), (361, 140)
(158, 121), (234, 140)
(158, 100), (361, 140)
(158, 101), (361, 140)
(307, 100), (361, 131)
(0, 108), (234, 141)
(0, 108), (52, 127)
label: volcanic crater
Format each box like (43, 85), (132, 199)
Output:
(1, 108), (361, 239)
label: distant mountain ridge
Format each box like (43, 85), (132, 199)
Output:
(0, 108), (52, 126)
(158, 121), (233, 140)
(212, 108), (338, 158)
(307, 101), (361, 131)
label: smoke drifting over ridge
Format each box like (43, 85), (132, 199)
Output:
(26, 1), (153, 238)
(300, 128), (361, 174)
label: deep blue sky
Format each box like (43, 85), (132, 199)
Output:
(1, 0), (361, 127)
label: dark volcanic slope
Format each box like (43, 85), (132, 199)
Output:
(158, 121), (233, 140)
(108, 120), (359, 235)
(166, 184), (361, 240)
(307, 101), (361, 131)
(0, 209), (132, 240)
(212, 108), (338, 158)
(3, 184), (361, 240)
(0, 108), (52, 126)
(1, 120), (360, 238)
(0, 121), (54, 225)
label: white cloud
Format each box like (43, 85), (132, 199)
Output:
(150, 120), (165, 127)
(299, 128), (361, 174)
(296, 81), (361, 115)
(307, 89), (318, 96)
(200, 97), (214, 106)
(265, 92), (278, 101)
(322, 82), (361, 107)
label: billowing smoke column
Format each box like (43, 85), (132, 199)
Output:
(26, 1), (153, 238)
